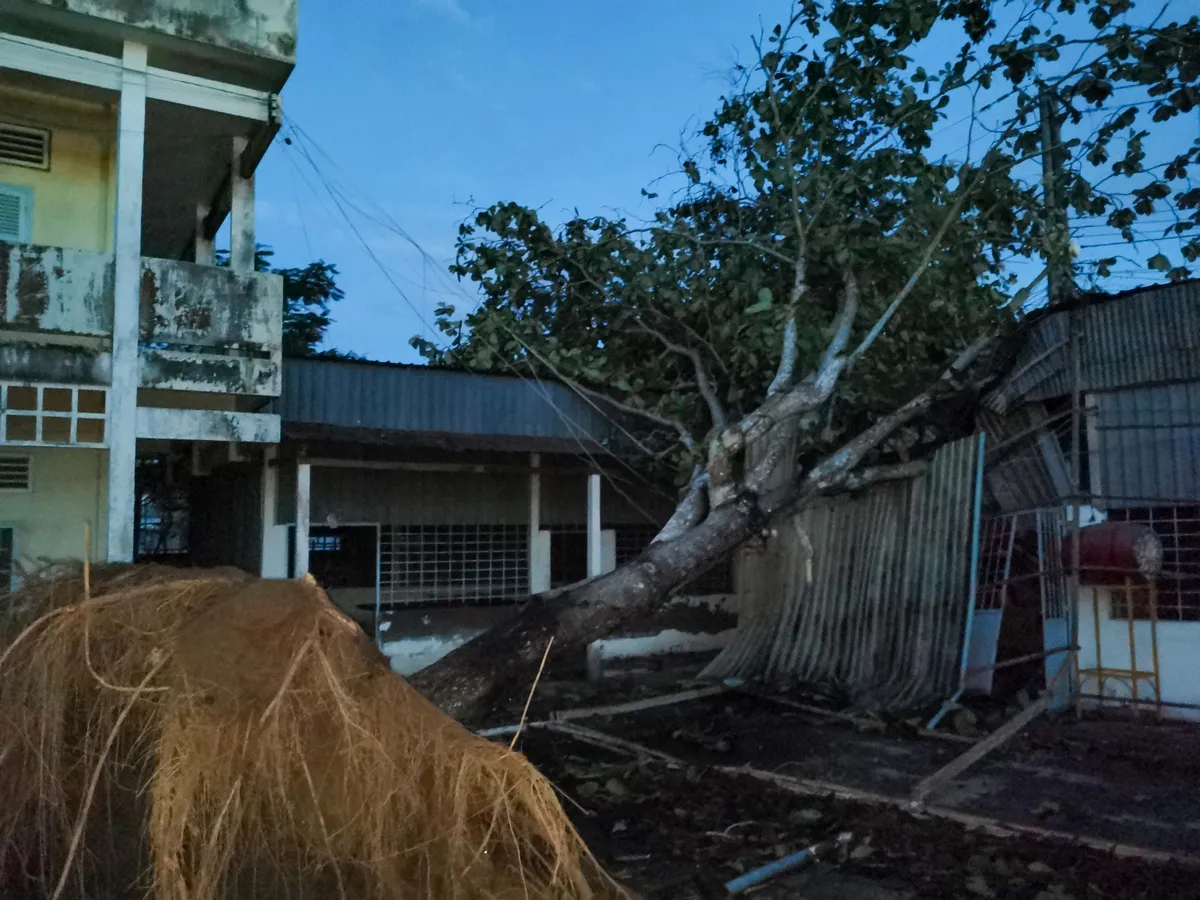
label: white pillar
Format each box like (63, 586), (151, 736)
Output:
(528, 453), (541, 594)
(230, 136), (255, 273)
(260, 445), (281, 576)
(587, 472), (603, 579)
(195, 204), (215, 265)
(294, 461), (311, 577)
(105, 41), (147, 563)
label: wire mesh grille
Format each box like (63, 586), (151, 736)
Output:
(1106, 505), (1200, 621)
(379, 524), (529, 606)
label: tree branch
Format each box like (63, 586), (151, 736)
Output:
(802, 332), (996, 493)
(566, 378), (698, 453)
(637, 321), (727, 429)
(847, 182), (977, 365)
(652, 467), (709, 544)
(766, 316), (799, 397)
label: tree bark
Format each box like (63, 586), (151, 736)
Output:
(409, 492), (766, 722)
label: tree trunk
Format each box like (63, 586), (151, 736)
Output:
(409, 493), (766, 722)
(411, 336), (994, 723)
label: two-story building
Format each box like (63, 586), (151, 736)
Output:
(0, 0), (295, 578)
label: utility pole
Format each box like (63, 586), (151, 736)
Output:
(1040, 81), (1083, 713)
(1039, 82), (1075, 306)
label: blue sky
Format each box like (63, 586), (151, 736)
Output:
(254, 0), (795, 361)
(252, 0), (1197, 361)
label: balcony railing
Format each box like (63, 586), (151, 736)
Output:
(0, 240), (282, 396)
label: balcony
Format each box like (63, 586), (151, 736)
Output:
(0, 239), (282, 396)
(4, 0), (296, 91)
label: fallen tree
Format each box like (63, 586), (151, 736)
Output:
(411, 0), (1200, 721)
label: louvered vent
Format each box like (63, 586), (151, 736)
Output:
(0, 456), (31, 491)
(0, 192), (20, 239)
(0, 123), (50, 170)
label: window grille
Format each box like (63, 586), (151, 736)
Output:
(0, 383), (107, 447)
(1108, 506), (1200, 622)
(379, 524), (529, 606)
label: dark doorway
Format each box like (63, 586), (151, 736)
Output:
(288, 525), (378, 588)
(550, 529), (587, 589)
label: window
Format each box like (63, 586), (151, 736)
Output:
(0, 183), (33, 243)
(0, 527), (14, 594)
(310, 534), (341, 553)
(379, 524), (528, 606)
(0, 124), (51, 170)
(0, 383), (107, 447)
(1108, 506), (1200, 622)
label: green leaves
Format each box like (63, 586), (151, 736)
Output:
(416, 0), (1200, 484)
(745, 289), (774, 315)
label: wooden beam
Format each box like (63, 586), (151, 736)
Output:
(911, 659), (1072, 804)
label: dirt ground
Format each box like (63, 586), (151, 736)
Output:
(494, 684), (1200, 899)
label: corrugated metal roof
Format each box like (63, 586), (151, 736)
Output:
(987, 280), (1200, 413)
(273, 358), (619, 451)
(978, 405), (1071, 513)
(1093, 382), (1200, 507)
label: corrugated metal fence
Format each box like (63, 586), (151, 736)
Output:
(706, 436), (981, 711)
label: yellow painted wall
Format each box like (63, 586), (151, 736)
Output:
(0, 83), (116, 253)
(0, 447), (107, 573)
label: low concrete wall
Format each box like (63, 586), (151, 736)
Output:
(376, 595), (740, 680)
(585, 594), (738, 680)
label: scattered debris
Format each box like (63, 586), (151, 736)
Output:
(724, 832), (852, 894)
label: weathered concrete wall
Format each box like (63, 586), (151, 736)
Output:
(0, 85), (116, 254)
(0, 247), (282, 395)
(138, 348), (280, 396)
(139, 258), (281, 348)
(136, 406), (280, 442)
(15, 0), (298, 62)
(1078, 588), (1200, 723)
(0, 446), (107, 571)
(0, 242), (114, 335)
(0, 343), (110, 384)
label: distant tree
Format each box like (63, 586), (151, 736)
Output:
(218, 246), (354, 358)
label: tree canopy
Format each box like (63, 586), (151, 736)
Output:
(414, 0), (1199, 488)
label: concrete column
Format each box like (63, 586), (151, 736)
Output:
(587, 472), (603, 579)
(294, 461), (311, 577)
(259, 445), (283, 576)
(105, 41), (147, 563)
(230, 136), (255, 273)
(528, 452), (541, 594)
(194, 204), (215, 265)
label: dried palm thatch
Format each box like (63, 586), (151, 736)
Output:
(0, 565), (622, 900)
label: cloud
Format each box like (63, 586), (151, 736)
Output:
(411, 0), (472, 25)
